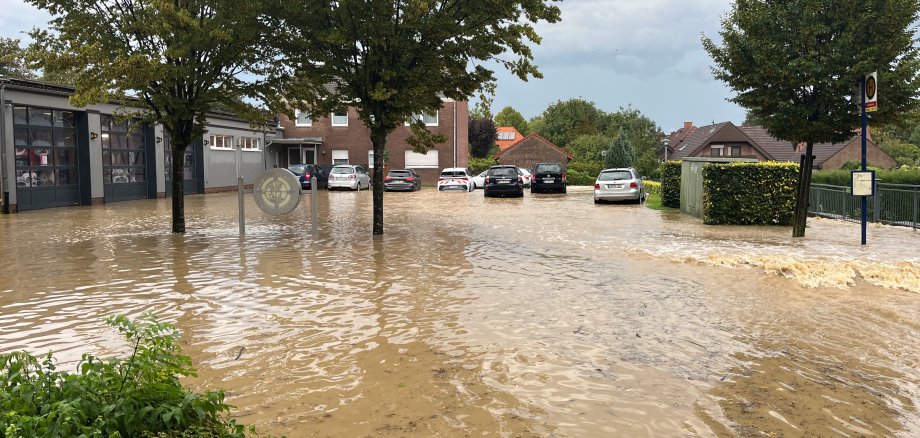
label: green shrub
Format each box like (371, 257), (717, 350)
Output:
(812, 168), (920, 186)
(661, 161), (681, 208)
(565, 161), (605, 186)
(468, 156), (495, 174)
(0, 315), (260, 438)
(703, 161), (798, 225)
(644, 180), (661, 198)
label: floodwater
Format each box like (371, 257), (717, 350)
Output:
(1, 187), (919, 437)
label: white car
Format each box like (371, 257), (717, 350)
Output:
(594, 167), (644, 203)
(437, 168), (473, 191)
(328, 165), (371, 190)
(470, 170), (487, 189)
(518, 168), (533, 188)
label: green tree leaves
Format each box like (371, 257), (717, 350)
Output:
(494, 106), (530, 136)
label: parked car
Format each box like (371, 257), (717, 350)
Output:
(483, 165), (524, 198)
(288, 164), (328, 190)
(437, 168), (473, 191)
(328, 165), (371, 191)
(531, 162), (566, 193)
(470, 170), (487, 189)
(384, 169), (421, 191)
(594, 167), (644, 203)
(518, 168), (533, 188)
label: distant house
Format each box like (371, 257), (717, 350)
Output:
(274, 98), (469, 182)
(494, 134), (573, 170)
(495, 126), (524, 152)
(663, 121), (896, 170)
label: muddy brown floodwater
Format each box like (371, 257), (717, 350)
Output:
(1, 187), (919, 437)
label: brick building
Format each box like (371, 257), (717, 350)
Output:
(271, 99), (469, 183)
(494, 134), (573, 171)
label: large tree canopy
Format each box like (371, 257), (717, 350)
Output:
(606, 107), (662, 178)
(469, 117), (497, 158)
(703, 0), (920, 236)
(280, 0), (561, 235)
(28, 0), (282, 233)
(494, 106), (530, 135)
(0, 38), (35, 79)
(531, 98), (609, 149)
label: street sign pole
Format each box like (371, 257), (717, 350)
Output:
(860, 76), (868, 245)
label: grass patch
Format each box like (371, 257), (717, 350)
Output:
(644, 192), (677, 211)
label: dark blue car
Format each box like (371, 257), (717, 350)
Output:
(288, 164), (328, 190)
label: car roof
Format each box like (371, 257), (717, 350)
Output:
(600, 168), (635, 172)
(489, 165), (518, 168)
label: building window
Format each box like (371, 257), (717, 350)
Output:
(164, 133), (196, 183)
(331, 111), (348, 126)
(295, 110), (312, 127)
(405, 150), (439, 168)
(13, 106), (79, 188)
(332, 150), (349, 165)
(729, 145), (742, 156)
(496, 131), (516, 140)
(710, 145), (724, 157)
(368, 150), (374, 168)
(209, 134), (233, 150)
(239, 136), (261, 151)
(406, 111), (438, 126)
(101, 114), (146, 184)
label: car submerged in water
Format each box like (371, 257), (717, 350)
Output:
(287, 164), (328, 190)
(594, 167), (644, 203)
(437, 168), (473, 192)
(483, 165), (524, 198)
(530, 162), (566, 194)
(384, 169), (422, 192)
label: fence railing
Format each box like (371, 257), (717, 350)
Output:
(809, 183), (919, 229)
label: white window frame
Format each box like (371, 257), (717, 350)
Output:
(368, 150), (375, 168)
(294, 109), (312, 127)
(238, 136), (261, 151)
(331, 111), (349, 127)
(209, 134), (233, 150)
(405, 150), (439, 169)
(405, 111), (439, 127)
(710, 144), (724, 157)
(332, 149), (349, 165)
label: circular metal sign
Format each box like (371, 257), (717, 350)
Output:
(252, 169), (301, 215)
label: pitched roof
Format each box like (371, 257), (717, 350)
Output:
(494, 133), (573, 161)
(666, 124), (698, 157)
(739, 125), (850, 166)
(667, 122), (730, 160)
(495, 126), (523, 151)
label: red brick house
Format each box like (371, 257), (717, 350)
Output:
(494, 133), (573, 171)
(271, 99), (469, 182)
(663, 121), (896, 169)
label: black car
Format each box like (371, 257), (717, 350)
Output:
(531, 162), (566, 193)
(384, 169), (422, 191)
(288, 164), (328, 190)
(483, 165), (524, 198)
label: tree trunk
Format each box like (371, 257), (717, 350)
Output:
(371, 129), (387, 235)
(792, 142), (815, 237)
(170, 118), (195, 234)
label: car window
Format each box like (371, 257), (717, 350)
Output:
(331, 167), (354, 174)
(598, 170), (634, 181)
(288, 165), (306, 175)
(489, 167), (517, 177)
(389, 171), (411, 177)
(441, 171), (467, 177)
(536, 164), (562, 173)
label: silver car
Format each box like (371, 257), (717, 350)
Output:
(594, 168), (644, 203)
(328, 165), (371, 191)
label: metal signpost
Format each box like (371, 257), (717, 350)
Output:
(252, 169), (302, 216)
(856, 72), (878, 245)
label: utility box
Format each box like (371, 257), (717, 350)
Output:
(680, 157), (758, 218)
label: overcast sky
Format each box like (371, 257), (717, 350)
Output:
(1, 0), (745, 133)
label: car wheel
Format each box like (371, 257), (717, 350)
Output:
(594, 198), (600, 204)
(561, 187), (567, 194)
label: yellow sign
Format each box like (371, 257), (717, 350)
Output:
(865, 72), (878, 112)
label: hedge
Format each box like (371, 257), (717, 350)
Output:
(468, 156), (496, 174)
(703, 161), (798, 225)
(644, 180), (661, 198)
(661, 161), (681, 208)
(812, 168), (920, 186)
(566, 161), (606, 185)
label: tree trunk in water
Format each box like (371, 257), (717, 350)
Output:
(371, 129), (387, 235)
(792, 142), (815, 238)
(170, 119), (195, 234)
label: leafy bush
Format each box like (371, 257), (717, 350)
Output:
(565, 161), (605, 185)
(0, 315), (260, 438)
(468, 156), (496, 174)
(812, 168), (920, 186)
(703, 162), (798, 225)
(661, 161), (681, 208)
(644, 180), (661, 198)
(604, 134), (636, 168)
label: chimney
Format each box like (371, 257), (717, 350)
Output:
(683, 121), (693, 130)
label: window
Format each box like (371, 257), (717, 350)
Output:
(368, 150), (375, 168)
(164, 133), (196, 183)
(13, 106), (79, 188)
(101, 114), (146, 184)
(710, 145), (724, 157)
(331, 111), (348, 126)
(406, 111), (439, 126)
(239, 137), (261, 151)
(209, 134), (233, 149)
(405, 150), (439, 168)
(332, 150), (349, 165)
(295, 110), (312, 127)
(729, 145), (742, 156)
(497, 131), (516, 141)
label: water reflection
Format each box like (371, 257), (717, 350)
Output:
(1, 188), (919, 436)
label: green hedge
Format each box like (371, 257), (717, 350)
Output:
(703, 162), (798, 225)
(661, 161), (681, 208)
(468, 156), (496, 174)
(812, 168), (920, 186)
(644, 180), (661, 198)
(566, 161), (605, 185)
